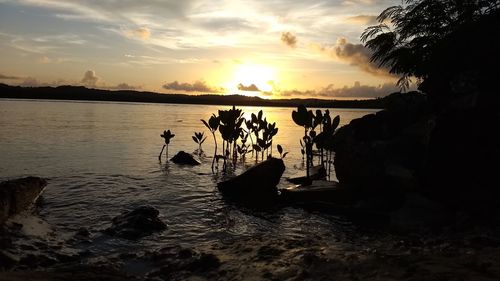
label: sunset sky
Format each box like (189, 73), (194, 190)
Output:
(0, 0), (402, 99)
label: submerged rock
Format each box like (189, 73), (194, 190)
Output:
(171, 151), (201, 165)
(217, 157), (285, 199)
(104, 205), (167, 240)
(146, 246), (221, 280)
(0, 177), (47, 224)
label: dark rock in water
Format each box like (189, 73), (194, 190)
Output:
(0, 250), (20, 270)
(171, 151), (201, 165)
(217, 157), (285, 199)
(0, 177), (47, 224)
(146, 246), (220, 280)
(104, 205), (167, 240)
(186, 253), (221, 272)
(287, 165), (326, 185)
(390, 193), (451, 228)
(19, 253), (58, 268)
(280, 181), (354, 206)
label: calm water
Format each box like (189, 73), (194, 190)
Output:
(0, 99), (378, 254)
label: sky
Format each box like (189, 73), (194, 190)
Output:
(0, 0), (403, 99)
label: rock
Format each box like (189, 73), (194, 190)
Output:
(287, 165), (327, 185)
(332, 95), (430, 194)
(19, 253), (58, 268)
(104, 205), (167, 240)
(170, 151), (201, 165)
(186, 253), (221, 272)
(75, 227), (91, 237)
(280, 180), (355, 206)
(390, 193), (451, 228)
(146, 246), (220, 279)
(217, 157), (285, 199)
(0, 250), (20, 269)
(0, 177), (47, 224)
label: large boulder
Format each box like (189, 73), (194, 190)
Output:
(217, 158), (285, 199)
(171, 151), (201, 165)
(333, 92), (430, 195)
(104, 205), (167, 240)
(0, 177), (47, 224)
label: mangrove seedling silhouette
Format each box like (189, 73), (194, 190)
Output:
(159, 129), (175, 161)
(192, 131), (207, 153)
(202, 106), (279, 173)
(201, 114), (220, 172)
(218, 106), (244, 169)
(249, 110), (278, 161)
(292, 105), (314, 178)
(292, 105), (340, 180)
(277, 144), (289, 159)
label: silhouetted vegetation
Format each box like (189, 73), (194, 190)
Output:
(159, 130), (175, 161)
(292, 105), (340, 180)
(276, 144), (288, 159)
(333, 0), (500, 218)
(192, 132), (206, 153)
(201, 106), (279, 173)
(362, 0), (500, 93)
(0, 83), (399, 109)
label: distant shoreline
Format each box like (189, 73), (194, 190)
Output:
(0, 83), (395, 109)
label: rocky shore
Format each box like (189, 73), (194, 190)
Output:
(2, 173), (500, 281)
(2, 223), (500, 281)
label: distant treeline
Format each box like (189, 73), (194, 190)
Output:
(0, 83), (412, 109)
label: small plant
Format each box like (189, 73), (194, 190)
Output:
(159, 129), (175, 161)
(201, 114), (220, 172)
(292, 105), (340, 180)
(192, 131), (206, 152)
(292, 105), (313, 178)
(299, 139), (305, 160)
(202, 106), (279, 173)
(277, 144), (288, 159)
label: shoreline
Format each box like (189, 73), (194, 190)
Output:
(0, 83), (399, 109)
(2, 213), (500, 281)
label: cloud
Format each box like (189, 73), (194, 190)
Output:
(37, 56), (51, 64)
(279, 81), (400, 98)
(281, 32), (297, 48)
(162, 80), (223, 93)
(19, 77), (42, 87)
(103, 83), (140, 90)
(0, 74), (21, 80)
(237, 83), (260, 92)
(81, 70), (99, 87)
(345, 15), (378, 25)
(311, 37), (394, 77)
(124, 27), (151, 40)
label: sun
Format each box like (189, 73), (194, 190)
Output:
(225, 64), (277, 96)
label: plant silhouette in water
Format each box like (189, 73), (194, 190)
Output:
(218, 106), (244, 170)
(249, 110), (278, 161)
(292, 105), (339, 179)
(192, 131), (206, 153)
(277, 144), (289, 159)
(201, 114), (220, 171)
(159, 129), (175, 161)
(202, 106), (279, 172)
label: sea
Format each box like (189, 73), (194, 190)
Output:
(0, 99), (379, 256)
